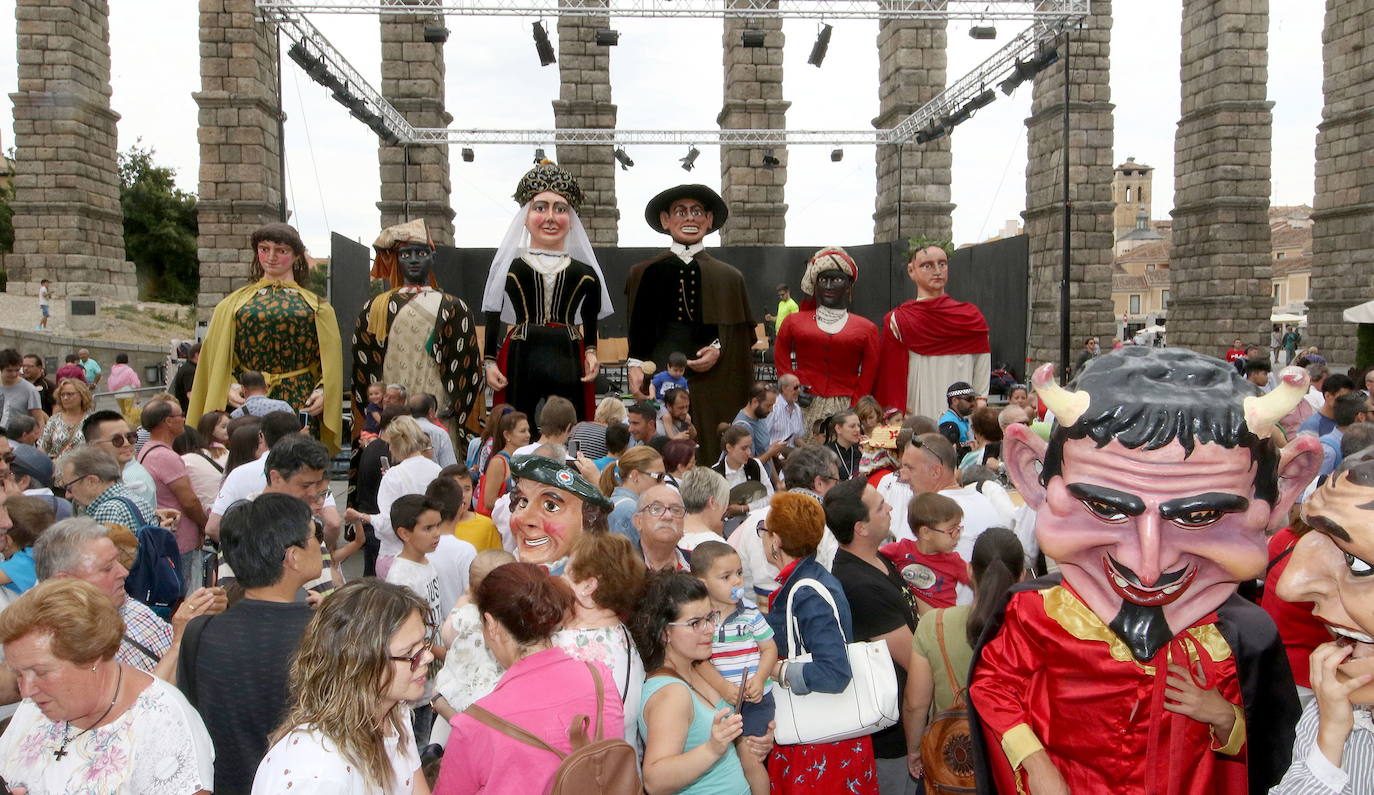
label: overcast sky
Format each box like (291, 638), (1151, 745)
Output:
(0, 2), (1323, 257)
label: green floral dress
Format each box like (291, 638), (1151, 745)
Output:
(233, 285), (322, 409)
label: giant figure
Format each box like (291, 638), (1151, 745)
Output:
(481, 162), (612, 433)
(507, 453), (612, 575)
(352, 218), (482, 437)
(189, 223), (343, 453)
(626, 185), (754, 463)
(774, 246), (879, 434)
(1273, 449), (1374, 792)
(873, 241), (990, 418)
(969, 347), (1320, 794)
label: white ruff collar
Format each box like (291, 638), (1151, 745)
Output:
(521, 249), (571, 276)
(815, 305), (849, 334)
(669, 242), (705, 264)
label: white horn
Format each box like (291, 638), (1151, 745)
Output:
(1032, 362), (1090, 427)
(1243, 366), (1310, 439)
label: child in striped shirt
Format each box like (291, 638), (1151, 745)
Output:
(690, 540), (778, 795)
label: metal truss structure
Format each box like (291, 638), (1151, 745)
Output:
(260, 0), (1085, 147)
(260, 0), (1087, 21)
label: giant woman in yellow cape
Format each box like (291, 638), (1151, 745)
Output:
(188, 223), (344, 453)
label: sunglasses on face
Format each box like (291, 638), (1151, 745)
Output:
(390, 642), (433, 671)
(100, 432), (140, 448)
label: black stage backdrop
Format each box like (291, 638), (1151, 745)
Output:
(331, 233), (1030, 384)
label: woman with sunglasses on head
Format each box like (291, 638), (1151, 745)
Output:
(38, 377), (93, 460)
(761, 491), (878, 794)
(633, 569), (759, 795)
(600, 446), (665, 553)
(434, 561), (624, 794)
(253, 579), (432, 794)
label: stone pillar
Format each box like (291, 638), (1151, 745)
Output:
(553, 0), (618, 245)
(872, 16), (952, 244)
(1165, 0), (1273, 354)
(1305, 0), (1374, 367)
(9, 0), (136, 307)
(1023, 3), (1117, 367)
(194, 0), (285, 318)
(718, 0), (788, 245)
(379, 7), (455, 245)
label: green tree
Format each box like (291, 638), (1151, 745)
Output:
(0, 182), (13, 254)
(119, 142), (198, 303)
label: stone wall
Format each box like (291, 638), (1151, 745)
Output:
(1165, 0), (1273, 354)
(379, 7), (455, 245)
(8, 0), (136, 302)
(873, 16), (952, 245)
(1024, 2), (1117, 369)
(1305, 0), (1374, 367)
(718, 0), (788, 245)
(194, 0), (286, 319)
(553, 0), (619, 245)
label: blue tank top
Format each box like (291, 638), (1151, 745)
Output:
(637, 676), (749, 795)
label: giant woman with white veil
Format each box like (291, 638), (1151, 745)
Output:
(481, 162), (613, 432)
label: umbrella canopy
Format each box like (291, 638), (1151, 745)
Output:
(1271, 312), (1305, 323)
(1343, 300), (1374, 324)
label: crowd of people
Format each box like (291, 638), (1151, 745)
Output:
(0, 165), (1369, 795)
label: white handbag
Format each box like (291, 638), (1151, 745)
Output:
(771, 577), (900, 746)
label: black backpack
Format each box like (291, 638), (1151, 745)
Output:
(116, 496), (184, 618)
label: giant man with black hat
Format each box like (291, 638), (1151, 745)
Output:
(626, 185), (755, 464)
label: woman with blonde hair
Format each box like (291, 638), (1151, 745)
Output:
(0, 578), (214, 792)
(254, 579), (432, 794)
(39, 377), (93, 459)
(344, 415), (442, 580)
(600, 446), (665, 552)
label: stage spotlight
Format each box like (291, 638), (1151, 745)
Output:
(532, 21), (556, 66)
(830, 148), (843, 162)
(966, 88), (996, 112)
(595, 29), (620, 46)
(461, 147), (474, 162)
(807, 24), (832, 67)
(614, 147), (634, 170)
(424, 26), (450, 43)
(742, 29), (766, 47)
(762, 150), (781, 169)
(1030, 45), (1059, 71)
(533, 148), (546, 163)
(969, 25), (996, 40)
(679, 146), (700, 171)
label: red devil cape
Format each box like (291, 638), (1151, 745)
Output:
(873, 294), (990, 411)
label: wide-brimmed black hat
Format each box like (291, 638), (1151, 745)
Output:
(510, 454), (613, 511)
(644, 184), (729, 235)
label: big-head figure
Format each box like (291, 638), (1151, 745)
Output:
(1272, 449), (1374, 790)
(352, 218), (482, 439)
(969, 346), (1320, 795)
(507, 453), (612, 575)
(625, 185), (754, 464)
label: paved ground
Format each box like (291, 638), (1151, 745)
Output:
(0, 291), (195, 344)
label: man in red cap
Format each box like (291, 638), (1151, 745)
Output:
(774, 246), (879, 434)
(874, 240), (990, 419)
(626, 185), (754, 464)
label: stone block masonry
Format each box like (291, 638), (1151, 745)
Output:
(9, 0), (137, 302)
(1165, 0), (1274, 355)
(1305, 0), (1374, 367)
(379, 5), (455, 246)
(194, 0), (286, 319)
(718, 0), (788, 246)
(1024, 2), (1116, 369)
(553, 0), (619, 245)
(872, 12), (952, 245)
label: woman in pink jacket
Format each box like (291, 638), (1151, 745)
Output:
(434, 561), (624, 794)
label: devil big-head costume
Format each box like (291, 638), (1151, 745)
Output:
(969, 347), (1320, 794)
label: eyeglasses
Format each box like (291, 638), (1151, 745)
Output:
(639, 502), (685, 519)
(930, 523), (964, 536)
(756, 523), (769, 538)
(99, 432), (139, 448)
(0, 453), (13, 465)
(52, 473), (86, 491)
(390, 642), (433, 671)
(668, 611), (720, 632)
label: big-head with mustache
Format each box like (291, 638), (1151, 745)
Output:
(969, 346), (1320, 795)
